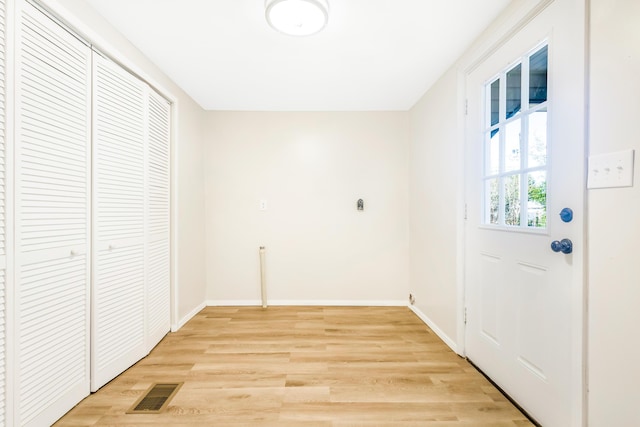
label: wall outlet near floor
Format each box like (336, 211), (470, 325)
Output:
(259, 199), (268, 211)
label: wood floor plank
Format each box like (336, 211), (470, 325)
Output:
(54, 306), (533, 426)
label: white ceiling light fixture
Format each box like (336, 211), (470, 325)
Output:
(265, 0), (329, 37)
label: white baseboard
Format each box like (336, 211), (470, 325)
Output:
(268, 300), (407, 306)
(206, 299), (262, 306)
(206, 299), (407, 307)
(171, 301), (206, 332)
(408, 305), (460, 355)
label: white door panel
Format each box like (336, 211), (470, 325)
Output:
(0, 269), (5, 426)
(91, 52), (147, 391)
(0, 0), (7, 423)
(146, 90), (170, 352)
(146, 238), (169, 350)
(464, 1), (585, 426)
(15, 1), (91, 425)
(92, 244), (145, 389)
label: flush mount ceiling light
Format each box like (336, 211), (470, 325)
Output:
(265, 0), (329, 37)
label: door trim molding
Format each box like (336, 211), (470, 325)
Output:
(464, 0), (556, 75)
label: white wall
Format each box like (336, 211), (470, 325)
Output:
(588, 0), (640, 424)
(204, 112), (410, 304)
(407, 0), (544, 351)
(409, 69), (461, 347)
(174, 101), (207, 322)
(41, 0), (208, 325)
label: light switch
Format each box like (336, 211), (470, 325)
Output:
(587, 149), (634, 189)
(259, 200), (267, 211)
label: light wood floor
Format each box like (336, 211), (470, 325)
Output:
(55, 306), (533, 426)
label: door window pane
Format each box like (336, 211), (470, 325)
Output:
(529, 45), (548, 106)
(506, 64), (522, 119)
(528, 108), (547, 167)
(486, 178), (499, 225)
(486, 129), (500, 175)
(505, 119), (521, 172)
(490, 79), (500, 126)
(504, 175), (521, 226)
(527, 171), (547, 228)
(481, 43), (548, 230)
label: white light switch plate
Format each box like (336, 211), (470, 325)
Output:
(587, 149), (635, 189)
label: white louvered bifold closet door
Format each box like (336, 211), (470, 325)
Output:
(146, 90), (170, 351)
(91, 52), (147, 391)
(15, 1), (91, 426)
(0, 0), (7, 424)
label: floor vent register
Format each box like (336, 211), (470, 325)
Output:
(127, 383), (183, 414)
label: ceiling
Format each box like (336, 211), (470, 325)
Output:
(83, 0), (512, 111)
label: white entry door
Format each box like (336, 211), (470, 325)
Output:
(464, 1), (585, 426)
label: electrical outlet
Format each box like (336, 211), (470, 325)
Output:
(259, 200), (268, 211)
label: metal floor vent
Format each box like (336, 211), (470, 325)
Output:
(127, 383), (183, 414)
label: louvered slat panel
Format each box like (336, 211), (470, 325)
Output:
(0, 269), (5, 425)
(15, 2), (90, 426)
(0, 1), (6, 423)
(147, 92), (170, 236)
(94, 56), (145, 243)
(18, 5), (88, 254)
(92, 244), (145, 383)
(94, 65), (144, 241)
(146, 90), (170, 350)
(18, 256), (87, 419)
(147, 239), (169, 345)
(0, 0), (5, 263)
(92, 52), (147, 391)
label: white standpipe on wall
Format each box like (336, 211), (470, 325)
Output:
(259, 246), (267, 308)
